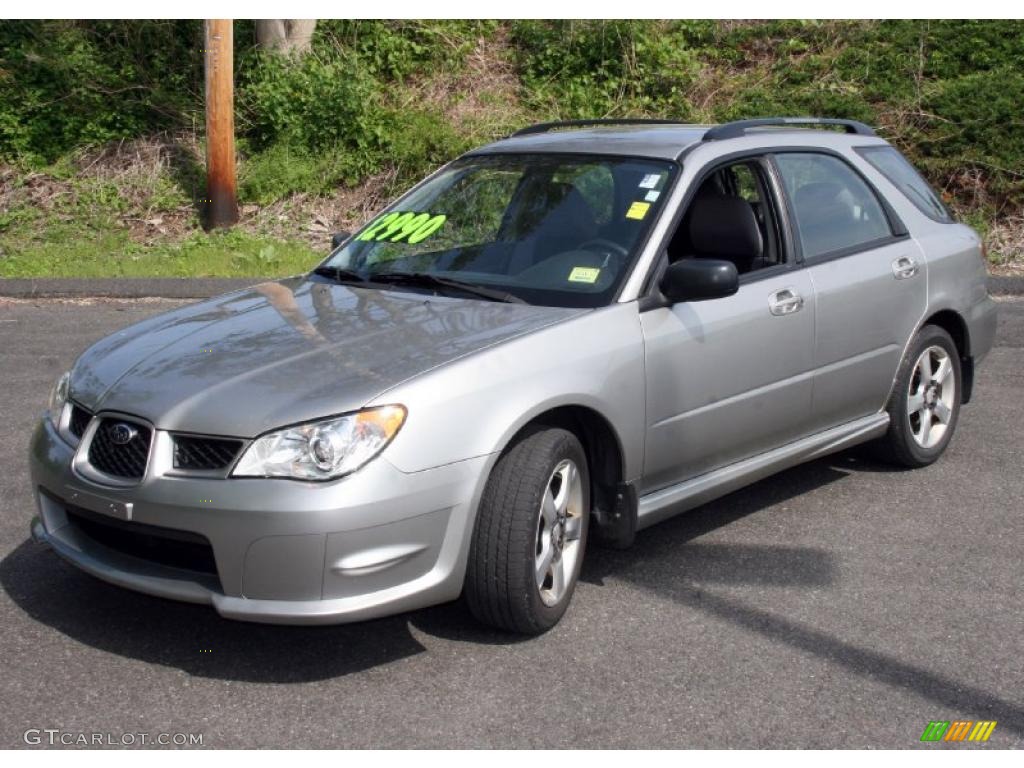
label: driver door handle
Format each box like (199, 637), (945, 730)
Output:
(892, 255), (919, 279)
(769, 287), (804, 316)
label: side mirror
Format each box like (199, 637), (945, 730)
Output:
(331, 231), (351, 250)
(659, 259), (739, 303)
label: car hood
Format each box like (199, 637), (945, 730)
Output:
(70, 277), (585, 436)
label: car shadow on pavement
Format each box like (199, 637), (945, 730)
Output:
(575, 451), (1024, 740)
(0, 448), (859, 678)
(410, 451), (855, 645)
(579, 450), (856, 588)
(6, 445), (1021, 738)
(0, 540), (430, 684)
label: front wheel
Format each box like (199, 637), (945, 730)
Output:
(874, 324), (962, 468)
(465, 427), (590, 634)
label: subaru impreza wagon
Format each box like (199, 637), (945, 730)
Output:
(30, 117), (998, 634)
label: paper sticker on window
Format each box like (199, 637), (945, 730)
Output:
(644, 190), (660, 202)
(568, 267), (601, 284)
(356, 212), (447, 244)
(625, 201), (651, 220)
(638, 173), (662, 189)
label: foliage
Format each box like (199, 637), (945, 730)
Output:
(314, 20), (497, 80)
(1, 19), (1023, 276)
(237, 51), (383, 155)
(0, 20), (203, 164)
(511, 20), (712, 118)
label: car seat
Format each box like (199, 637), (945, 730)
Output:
(504, 181), (599, 274)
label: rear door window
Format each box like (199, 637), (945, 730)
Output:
(774, 153), (893, 260)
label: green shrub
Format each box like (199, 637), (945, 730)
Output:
(239, 145), (353, 203)
(238, 52), (384, 155)
(314, 20), (494, 80)
(511, 20), (709, 117)
(0, 20), (202, 163)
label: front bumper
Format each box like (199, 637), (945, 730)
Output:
(29, 418), (490, 624)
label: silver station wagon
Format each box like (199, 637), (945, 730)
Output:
(30, 117), (998, 634)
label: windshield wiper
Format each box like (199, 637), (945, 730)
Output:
(312, 265), (366, 283)
(370, 272), (527, 304)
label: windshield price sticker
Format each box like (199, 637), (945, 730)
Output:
(568, 267), (601, 284)
(356, 212), (447, 244)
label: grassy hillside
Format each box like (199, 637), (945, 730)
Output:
(1, 19), (1022, 278)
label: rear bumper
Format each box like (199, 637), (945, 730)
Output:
(29, 418), (490, 624)
(966, 293), (999, 368)
(961, 293), (998, 403)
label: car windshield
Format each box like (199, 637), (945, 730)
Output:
(320, 153), (676, 307)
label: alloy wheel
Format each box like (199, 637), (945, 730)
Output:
(535, 459), (585, 606)
(907, 344), (956, 449)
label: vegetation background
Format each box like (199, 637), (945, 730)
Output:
(1, 19), (1022, 278)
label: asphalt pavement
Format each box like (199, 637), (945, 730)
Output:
(1, 295), (1021, 749)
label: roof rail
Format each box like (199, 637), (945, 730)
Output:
(703, 117), (877, 141)
(511, 118), (689, 137)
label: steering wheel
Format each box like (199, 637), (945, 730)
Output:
(577, 238), (629, 262)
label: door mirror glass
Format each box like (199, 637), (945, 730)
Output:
(659, 259), (739, 303)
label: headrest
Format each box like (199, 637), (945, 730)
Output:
(688, 195), (763, 259)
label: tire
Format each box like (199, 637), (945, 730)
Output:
(874, 324), (962, 468)
(465, 426), (590, 634)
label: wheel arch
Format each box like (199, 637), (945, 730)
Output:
(500, 403), (637, 548)
(920, 308), (973, 403)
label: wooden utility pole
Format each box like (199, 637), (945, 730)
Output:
(204, 19), (238, 229)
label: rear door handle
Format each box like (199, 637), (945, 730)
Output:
(892, 255), (919, 279)
(769, 287), (804, 316)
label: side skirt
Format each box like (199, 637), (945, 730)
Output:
(636, 412), (890, 531)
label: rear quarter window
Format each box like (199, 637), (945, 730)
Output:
(856, 146), (953, 223)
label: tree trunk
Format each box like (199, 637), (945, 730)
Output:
(254, 20), (317, 55)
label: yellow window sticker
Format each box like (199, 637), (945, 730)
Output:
(626, 201), (651, 220)
(568, 267), (601, 284)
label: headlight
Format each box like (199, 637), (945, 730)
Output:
(48, 371), (71, 427)
(232, 405), (406, 481)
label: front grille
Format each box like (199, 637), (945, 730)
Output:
(69, 404), (92, 438)
(66, 505), (219, 577)
(173, 435), (243, 471)
(87, 418), (152, 479)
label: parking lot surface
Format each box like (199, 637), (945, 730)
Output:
(1, 296), (1021, 748)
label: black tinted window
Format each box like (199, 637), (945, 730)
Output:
(775, 153), (892, 259)
(857, 145), (952, 222)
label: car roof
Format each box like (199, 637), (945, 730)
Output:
(470, 125), (711, 162)
(467, 118), (886, 162)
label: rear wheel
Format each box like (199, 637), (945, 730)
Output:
(875, 325), (961, 468)
(465, 427), (589, 634)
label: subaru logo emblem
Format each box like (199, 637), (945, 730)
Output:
(109, 423), (138, 445)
